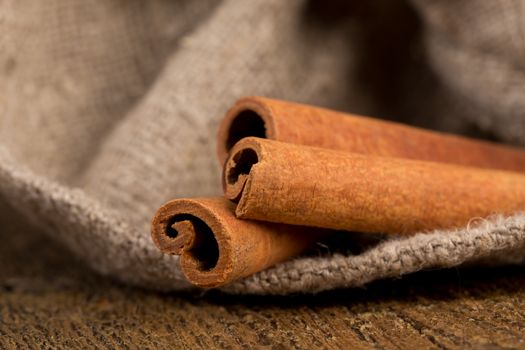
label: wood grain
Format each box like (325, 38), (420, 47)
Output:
(1, 199), (525, 349)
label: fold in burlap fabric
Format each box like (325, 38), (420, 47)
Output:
(1, 0), (525, 294)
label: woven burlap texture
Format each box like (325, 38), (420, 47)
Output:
(1, 0), (525, 295)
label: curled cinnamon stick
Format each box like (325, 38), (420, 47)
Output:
(151, 197), (323, 288)
(217, 96), (525, 171)
(224, 137), (525, 234)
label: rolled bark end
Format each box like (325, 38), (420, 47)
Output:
(223, 141), (260, 202)
(151, 197), (323, 288)
(217, 96), (276, 163)
(151, 198), (234, 288)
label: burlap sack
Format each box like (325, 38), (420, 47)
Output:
(1, 0), (525, 294)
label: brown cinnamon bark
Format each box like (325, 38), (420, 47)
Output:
(217, 96), (525, 171)
(224, 137), (525, 234)
(151, 197), (323, 288)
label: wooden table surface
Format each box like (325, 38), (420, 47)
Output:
(1, 201), (525, 349)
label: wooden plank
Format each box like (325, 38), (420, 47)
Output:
(1, 201), (525, 349)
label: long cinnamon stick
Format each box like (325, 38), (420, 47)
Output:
(224, 137), (525, 234)
(151, 197), (323, 288)
(217, 96), (525, 171)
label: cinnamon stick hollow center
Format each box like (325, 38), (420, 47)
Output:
(151, 197), (324, 288)
(223, 137), (525, 235)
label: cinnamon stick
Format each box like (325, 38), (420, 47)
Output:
(217, 96), (525, 171)
(151, 197), (323, 288)
(224, 137), (525, 234)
